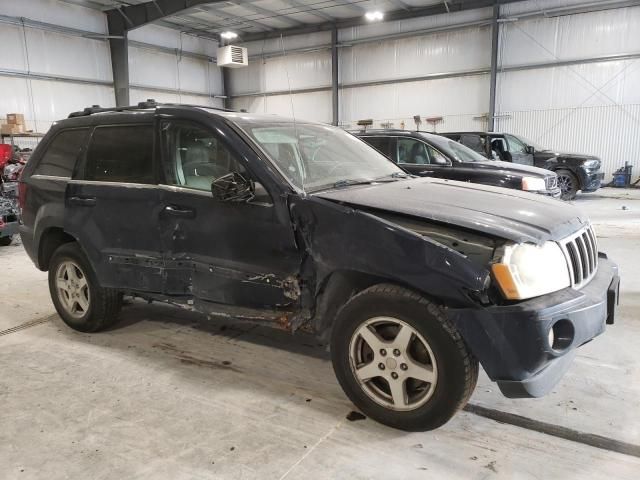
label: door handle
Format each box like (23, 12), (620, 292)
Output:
(69, 196), (96, 207)
(164, 205), (195, 218)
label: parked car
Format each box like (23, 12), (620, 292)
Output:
(356, 130), (560, 198)
(19, 102), (619, 431)
(441, 132), (604, 200)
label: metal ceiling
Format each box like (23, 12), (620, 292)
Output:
(61, 0), (505, 41)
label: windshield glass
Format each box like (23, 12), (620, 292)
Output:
(237, 122), (403, 192)
(515, 135), (545, 151)
(425, 135), (489, 162)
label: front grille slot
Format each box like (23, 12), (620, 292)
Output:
(560, 224), (598, 289)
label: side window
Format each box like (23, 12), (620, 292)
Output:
(363, 136), (392, 160)
(459, 134), (484, 153)
(506, 135), (526, 154)
(426, 145), (450, 166)
(161, 122), (245, 192)
(34, 129), (89, 177)
(84, 125), (154, 183)
(397, 138), (429, 165)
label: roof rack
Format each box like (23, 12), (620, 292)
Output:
(68, 99), (236, 118)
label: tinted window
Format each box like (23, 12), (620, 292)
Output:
(426, 145), (450, 165)
(84, 126), (154, 183)
(363, 137), (393, 159)
(161, 122), (244, 191)
(35, 129), (89, 177)
(397, 138), (429, 165)
(506, 135), (527, 153)
(459, 134), (485, 153)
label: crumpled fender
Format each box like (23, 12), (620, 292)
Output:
(289, 195), (490, 311)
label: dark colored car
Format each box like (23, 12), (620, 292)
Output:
(441, 132), (604, 200)
(0, 193), (19, 246)
(19, 102), (619, 431)
(356, 130), (560, 198)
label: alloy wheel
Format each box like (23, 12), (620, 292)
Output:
(349, 317), (438, 411)
(55, 260), (90, 318)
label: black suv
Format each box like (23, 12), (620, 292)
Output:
(356, 130), (560, 198)
(441, 132), (604, 200)
(19, 103), (619, 431)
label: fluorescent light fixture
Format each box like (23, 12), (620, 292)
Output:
(221, 31), (238, 40)
(365, 11), (384, 21)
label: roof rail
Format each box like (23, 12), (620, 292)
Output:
(68, 99), (235, 118)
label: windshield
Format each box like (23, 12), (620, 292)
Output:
(514, 135), (546, 151)
(426, 135), (489, 163)
(237, 122), (403, 192)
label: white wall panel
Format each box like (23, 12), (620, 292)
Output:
(340, 74), (490, 129)
(0, 76), (114, 132)
(500, 6), (640, 67)
(232, 91), (332, 124)
(0, 0), (107, 33)
(341, 27), (491, 84)
(497, 59), (640, 111)
(241, 32), (331, 57)
(229, 51), (331, 95)
(129, 25), (217, 57)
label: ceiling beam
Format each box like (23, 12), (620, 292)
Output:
(226, 1), (306, 27)
(197, 4), (274, 31)
(239, 0), (521, 42)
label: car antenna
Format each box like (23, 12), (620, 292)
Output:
(413, 115), (422, 132)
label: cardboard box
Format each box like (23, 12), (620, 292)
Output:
(6, 113), (25, 125)
(1, 123), (25, 135)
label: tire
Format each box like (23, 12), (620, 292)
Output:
(0, 236), (12, 246)
(556, 169), (579, 200)
(48, 242), (122, 333)
(331, 284), (478, 431)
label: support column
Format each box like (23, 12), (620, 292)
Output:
(222, 66), (232, 110)
(488, 3), (499, 132)
(109, 34), (130, 106)
(331, 26), (339, 126)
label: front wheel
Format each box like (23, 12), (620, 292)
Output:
(48, 242), (122, 333)
(557, 169), (579, 200)
(331, 284), (478, 431)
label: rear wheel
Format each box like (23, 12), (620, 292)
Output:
(557, 169), (579, 200)
(331, 284), (478, 431)
(48, 242), (122, 332)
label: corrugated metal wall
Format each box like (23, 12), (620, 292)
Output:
(496, 3), (640, 177)
(0, 1), (224, 140)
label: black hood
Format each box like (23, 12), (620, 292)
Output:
(314, 178), (587, 244)
(469, 160), (552, 178)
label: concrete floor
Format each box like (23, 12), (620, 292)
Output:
(1, 188), (639, 479)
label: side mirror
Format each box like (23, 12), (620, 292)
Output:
(526, 145), (535, 154)
(211, 172), (254, 202)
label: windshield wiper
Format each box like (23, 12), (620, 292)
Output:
(332, 179), (374, 188)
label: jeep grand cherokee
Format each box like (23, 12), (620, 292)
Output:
(19, 102), (619, 431)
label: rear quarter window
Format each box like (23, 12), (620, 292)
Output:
(33, 128), (89, 177)
(84, 125), (155, 184)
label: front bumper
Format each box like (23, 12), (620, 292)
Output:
(535, 187), (562, 198)
(447, 255), (619, 398)
(581, 171), (605, 193)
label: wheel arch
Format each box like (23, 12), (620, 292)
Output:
(37, 227), (78, 271)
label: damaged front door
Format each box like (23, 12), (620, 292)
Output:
(157, 118), (302, 309)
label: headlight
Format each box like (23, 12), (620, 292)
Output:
(584, 159), (600, 169)
(521, 177), (546, 191)
(491, 242), (570, 300)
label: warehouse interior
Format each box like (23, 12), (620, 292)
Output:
(1, 0), (639, 479)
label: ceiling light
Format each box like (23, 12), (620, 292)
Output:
(365, 11), (384, 21)
(221, 31), (238, 40)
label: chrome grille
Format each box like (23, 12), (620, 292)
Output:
(545, 175), (558, 190)
(559, 224), (598, 289)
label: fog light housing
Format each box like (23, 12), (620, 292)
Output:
(549, 319), (574, 351)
